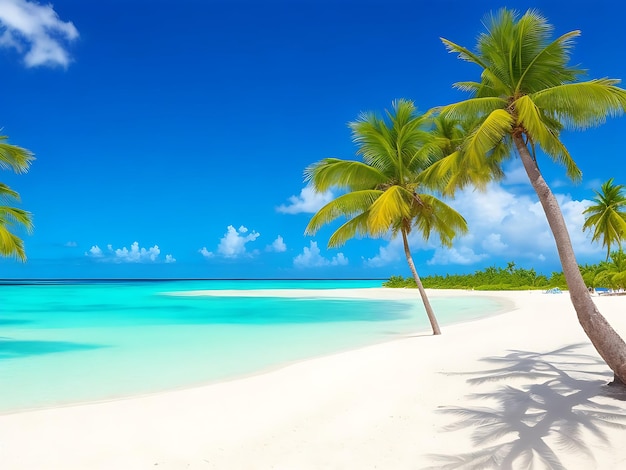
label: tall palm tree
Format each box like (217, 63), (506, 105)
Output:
(0, 135), (34, 261)
(425, 9), (626, 384)
(304, 99), (468, 335)
(583, 178), (626, 260)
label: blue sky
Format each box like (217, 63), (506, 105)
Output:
(0, 0), (624, 279)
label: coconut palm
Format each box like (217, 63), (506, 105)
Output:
(583, 178), (626, 260)
(304, 99), (468, 335)
(426, 9), (626, 383)
(0, 135), (34, 261)
(594, 250), (626, 290)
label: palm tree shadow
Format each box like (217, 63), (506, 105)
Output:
(425, 344), (626, 469)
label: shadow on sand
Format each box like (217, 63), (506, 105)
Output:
(425, 344), (626, 469)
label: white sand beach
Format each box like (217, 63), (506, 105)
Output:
(1, 288), (625, 469)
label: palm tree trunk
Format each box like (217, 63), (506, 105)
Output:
(514, 135), (626, 385)
(402, 229), (441, 335)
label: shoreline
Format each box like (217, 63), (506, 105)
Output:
(1, 289), (625, 469)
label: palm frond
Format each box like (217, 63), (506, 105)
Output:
(0, 207), (34, 233)
(531, 79), (626, 129)
(440, 37), (489, 69)
(514, 95), (582, 180)
(304, 190), (381, 235)
(413, 194), (468, 246)
(367, 185), (414, 236)
(0, 136), (35, 173)
(327, 212), (374, 247)
(463, 109), (514, 164)
(440, 97), (507, 121)
(304, 158), (387, 192)
(516, 30), (582, 93)
(0, 182), (21, 201)
(0, 225), (27, 261)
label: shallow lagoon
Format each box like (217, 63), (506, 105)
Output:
(0, 280), (504, 413)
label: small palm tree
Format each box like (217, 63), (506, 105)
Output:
(426, 8), (626, 383)
(0, 135), (34, 261)
(583, 178), (626, 260)
(304, 99), (468, 335)
(594, 250), (626, 290)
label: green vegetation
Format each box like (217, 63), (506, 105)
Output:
(304, 100), (468, 335)
(306, 8), (626, 384)
(0, 135), (34, 261)
(424, 8), (626, 385)
(385, 263), (556, 290)
(583, 178), (626, 260)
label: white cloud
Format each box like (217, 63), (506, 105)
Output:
(427, 246), (488, 266)
(502, 161), (529, 186)
(293, 241), (348, 268)
(87, 245), (103, 258)
(356, 181), (602, 269)
(267, 235), (287, 252)
(199, 247), (214, 258)
(64, 241), (77, 247)
(85, 241), (175, 264)
(364, 244), (401, 267)
(277, 186), (334, 214)
(426, 183), (601, 265)
(217, 225), (260, 258)
(0, 0), (78, 68)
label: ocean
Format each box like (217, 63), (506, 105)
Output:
(0, 280), (504, 413)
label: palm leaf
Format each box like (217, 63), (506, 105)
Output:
(0, 136), (35, 173)
(531, 79), (626, 129)
(367, 185), (413, 236)
(463, 109), (514, 164)
(514, 95), (582, 180)
(327, 212), (374, 247)
(413, 194), (468, 246)
(304, 190), (381, 235)
(440, 97), (507, 121)
(304, 158), (387, 192)
(0, 225), (27, 261)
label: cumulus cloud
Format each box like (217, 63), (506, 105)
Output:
(267, 235), (287, 252)
(0, 0), (78, 68)
(85, 241), (175, 264)
(293, 241), (348, 268)
(277, 186), (334, 214)
(425, 183), (600, 266)
(199, 247), (214, 258)
(427, 246), (489, 266)
(355, 181), (601, 269)
(364, 244), (401, 267)
(87, 245), (103, 258)
(217, 225), (260, 258)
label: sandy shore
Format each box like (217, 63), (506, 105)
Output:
(1, 288), (625, 469)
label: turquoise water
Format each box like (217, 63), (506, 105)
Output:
(0, 280), (505, 413)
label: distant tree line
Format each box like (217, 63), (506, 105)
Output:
(384, 253), (626, 291)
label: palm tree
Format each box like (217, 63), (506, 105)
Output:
(594, 250), (626, 291)
(304, 99), (468, 335)
(583, 178), (626, 260)
(426, 9), (626, 384)
(0, 135), (34, 261)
